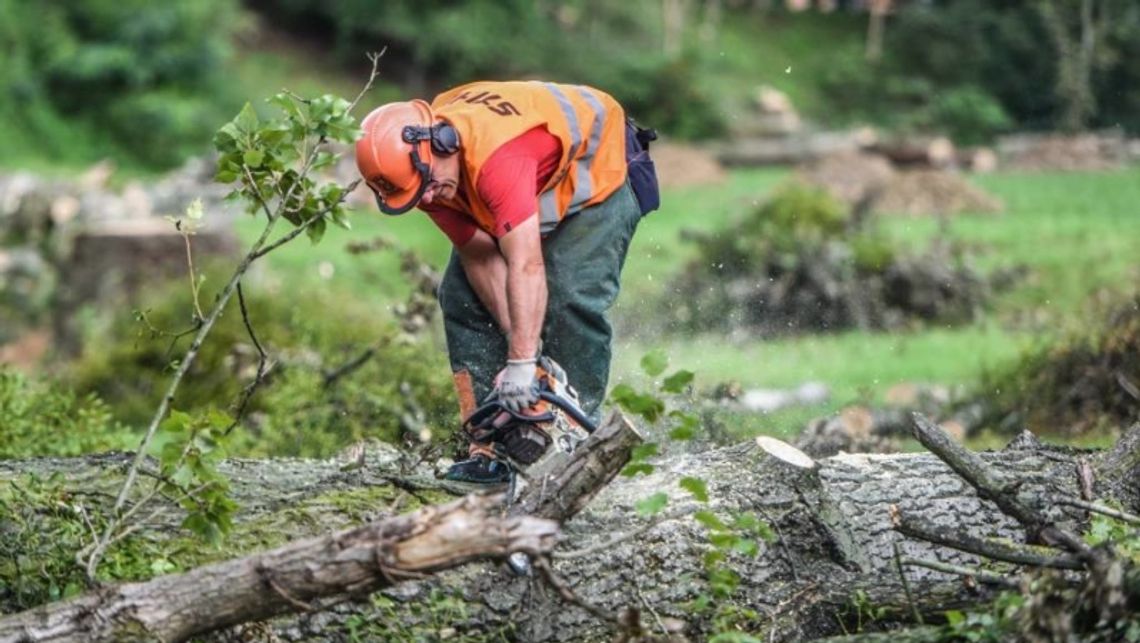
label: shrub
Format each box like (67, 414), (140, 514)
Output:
(973, 296), (1140, 437)
(0, 369), (133, 458)
(667, 181), (989, 336)
(914, 86), (1013, 146)
(65, 275), (457, 459)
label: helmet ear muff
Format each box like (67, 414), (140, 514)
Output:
(402, 123), (460, 156)
(430, 123), (460, 156)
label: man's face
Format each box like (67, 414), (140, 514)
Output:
(421, 154), (459, 205)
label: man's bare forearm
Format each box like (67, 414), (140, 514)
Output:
(498, 215), (546, 362)
(505, 258), (546, 360)
(459, 250), (512, 334)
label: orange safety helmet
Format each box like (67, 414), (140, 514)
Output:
(356, 100), (436, 215)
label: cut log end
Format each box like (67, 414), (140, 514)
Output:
(756, 436), (817, 470)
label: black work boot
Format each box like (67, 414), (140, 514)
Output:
(443, 452), (512, 484)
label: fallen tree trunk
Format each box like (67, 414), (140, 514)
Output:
(2, 419), (1136, 641)
(0, 495), (556, 642)
(0, 413), (641, 642)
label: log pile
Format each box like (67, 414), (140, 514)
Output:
(1, 415), (1137, 642)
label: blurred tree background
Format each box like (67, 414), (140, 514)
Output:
(3, 0), (1139, 172)
(1, 0), (1139, 458)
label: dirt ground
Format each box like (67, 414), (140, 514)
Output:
(796, 151), (1004, 217)
(875, 169), (1004, 216)
(1000, 133), (1125, 172)
(649, 141), (727, 189)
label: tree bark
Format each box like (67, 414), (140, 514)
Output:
(2, 421), (1136, 641)
(0, 495), (556, 643)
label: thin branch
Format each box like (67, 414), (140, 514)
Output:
(1050, 494), (1140, 526)
(322, 346), (376, 389)
(135, 309), (202, 360)
(635, 584), (670, 638)
(553, 516), (674, 560)
(758, 506), (799, 582)
(534, 556), (622, 626)
(243, 165), (280, 223)
(347, 49), (387, 114)
(891, 505), (1084, 570)
(893, 542), (924, 625)
(225, 282), (274, 436)
(910, 413), (1095, 560)
(900, 557), (1019, 589)
(251, 180), (361, 260)
(178, 221), (205, 321)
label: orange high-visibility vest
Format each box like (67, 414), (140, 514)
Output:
(431, 81), (628, 236)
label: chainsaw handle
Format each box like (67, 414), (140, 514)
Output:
(537, 391), (598, 433)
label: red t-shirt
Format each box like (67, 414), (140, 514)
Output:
(420, 126), (562, 246)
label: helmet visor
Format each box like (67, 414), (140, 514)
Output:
(367, 148), (431, 216)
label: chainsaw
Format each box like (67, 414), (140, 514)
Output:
(462, 356), (596, 480)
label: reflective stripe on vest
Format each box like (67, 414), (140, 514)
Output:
(538, 83), (608, 234)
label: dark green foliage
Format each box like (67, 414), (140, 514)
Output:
(974, 296), (1140, 436)
(0, 369), (133, 459)
(0, 0), (239, 167)
(686, 182), (856, 278)
(601, 54), (727, 141)
(820, 0), (1140, 139)
(245, 0), (725, 139)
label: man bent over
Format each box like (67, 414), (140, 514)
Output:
(356, 80), (658, 483)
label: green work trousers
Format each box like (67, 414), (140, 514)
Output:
(438, 180), (644, 423)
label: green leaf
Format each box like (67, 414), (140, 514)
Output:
(709, 532), (735, 549)
(669, 424), (696, 440)
(306, 216), (327, 244)
(206, 408), (233, 431)
(679, 476), (709, 502)
(243, 149), (264, 168)
(330, 207), (352, 230)
(755, 520), (777, 544)
(170, 464), (194, 488)
(268, 92), (304, 121)
(640, 349), (668, 377)
(631, 443), (659, 461)
(150, 558), (177, 575)
(635, 492), (668, 517)
(311, 151), (337, 171)
(732, 537), (759, 557)
(621, 462), (654, 477)
(662, 369), (694, 393)
(945, 610), (965, 628)
(160, 409), (192, 436)
(609, 383), (638, 404)
(235, 102), (259, 133)
(694, 510), (727, 532)
(159, 442), (184, 470)
(610, 384), (665, 422)
(702, 549), (725, 567)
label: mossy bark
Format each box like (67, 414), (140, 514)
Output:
(2, 424), (1136, 642)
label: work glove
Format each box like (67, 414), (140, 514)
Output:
(495, 357), (540, 413)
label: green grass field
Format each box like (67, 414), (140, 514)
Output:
(237, 164), (1140, 441)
